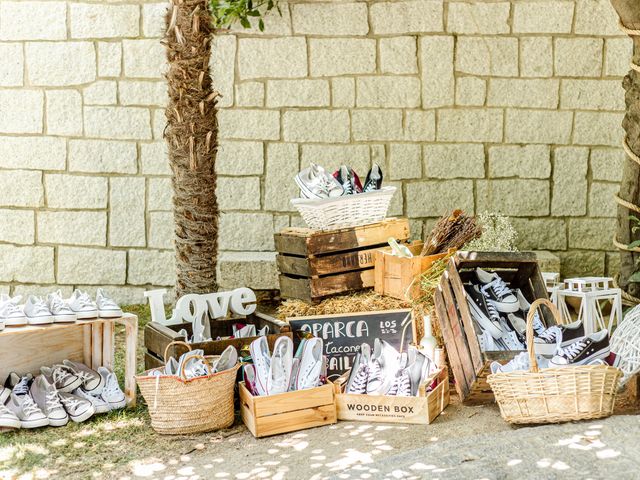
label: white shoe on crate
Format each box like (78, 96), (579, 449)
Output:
(366, 339), (400, 395)
(243, 364), (259, 396)
(249, 336), (271, 396)
(0, 403), (21, 429)
(96, 289), (123, 318)
(346, 344), (371, 394)
(294, 337), (323, 391)
(66, 289), (98, 320)
(387, 369), (412, 397)
(30, 375), (69, 427)
(268, 337), (293, 395)
(40, 365), (82, 393)
(73, 387), (111, 414)
(58, 392), (95, 423)
(97, 367), (126, 410)
(23, 296), (54, 325)
(63, 360), (105, 395)
(0, 294), (27, 327)
(288, 357), (300, 392)
(46, 290), (77, 323)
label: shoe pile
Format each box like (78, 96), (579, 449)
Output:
(345, 339), (437, 397)
(295, 163), (383, 199)
(153, 345), (239, 378)
(243, 336), (325, 396)
(0, 289), (122, 328)
(465, 268), (545, 352)
(0, 362), (126, 430)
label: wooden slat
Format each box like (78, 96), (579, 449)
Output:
(434, 286), (469, 399)
(102, 320), (115, 371)
(252, 382), (334, 417)
(310, 269), (375, 298)
(144, 352), (164, 370)
(446, 262), (484, 375)
(254, 405), (337, 438)
(455, 251), (538, 268)
(91, 322), (103, 371)
(115, 314), (138, 407)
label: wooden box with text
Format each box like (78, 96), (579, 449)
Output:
(275, 218), (410, 303)
(333, 367), (449, 425)
(239, 381), (337, 438)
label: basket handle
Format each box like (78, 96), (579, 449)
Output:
(163, 340), (192, 365)
(178, 354), (212, 380)
(527, 298), (562, 373)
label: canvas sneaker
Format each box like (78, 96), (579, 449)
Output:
(288, 357), (301, 392)
(366, 339), (400, 395)
(46, 290), (77, 323)
(40, 365), (82, 393)
(346, 343), (371, 394)
(23, 296), (54, 325)
(490, 352), (550, 374)
(30, 375), (69, 427)
(249, 336), (271, 396)
(7, 375), (48, 429)
(407, 347), (434, 396)
(534, 321), (585, 356)
(73, 388), (110, 414)
(476, 268), (519, 313)
(268, 336), (293, 395)
(362, 164), (383, 192)
(0, 294), (27, 327)
(62, 360), (104, 394)
(96, 289), (123, 318)
(212, 345), (238, 373)
(295, 163), (344, 199)
(333, 165), (362, 195)
(477, 329), (498, 352)
(294, 337), (323, 391)
(58, 392), (95, 423)
(97, 367), (126, 410)
(243, 364), (259, 396)
(0, 403), (21, 429)
(465, 284), (504, 339)
(4, 372), (28, 391)
(549, 330), (611, 367)
(66, 289), (98, 320)
(516, 290), (546, 335)
(0, 386), (10, 404)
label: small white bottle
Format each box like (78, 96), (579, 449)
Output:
(420, 315), (438, 361)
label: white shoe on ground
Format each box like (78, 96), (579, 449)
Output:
(23, 296), (54, 325)
(58, 392), (95, 423)
(30, 375), (69, 427)
(7, 377), (49, 429)
(63, 360), (105, 395)
(46, 290), (77, 323)
(97, 367), (126, 410)
(66, 289), (98, 320)
(73, 388), (111, 414)
(40, 365), (82, 393)
(0, 403), (21, 429)
(96, 289), (123, 318)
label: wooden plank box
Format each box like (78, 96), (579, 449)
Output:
(239, 381), (337, 438)
(144, 312), (291, 369)
(333, 367), (449, 424)
(433, 251), (553, 406)
(275, 218), (410, 303)
(374, 241), (450, 301)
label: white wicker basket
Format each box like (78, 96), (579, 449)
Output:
(291, 186), (396, 231)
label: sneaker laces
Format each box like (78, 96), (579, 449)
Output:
(98, 293), (119, 309)
(45, 390), (63, 410)
(0, 298), (22, 316)
(482, 278), (512, 299)
(49, 295), (69, 313)
(29, 297), (50, 315)
(13, 377), (30, 395)
(484, 298), (501, 322)
(558, 339), (588, 361)
(347, 364), (369, 394)
(21, 395), (41, 417)
(60, 395), (84, 411)
(53, 367), (75, 384)
(103, 373), (122, 397)
(538, 325), (562, 344)
(74, 291), (95, 309)
(74, 370), (95, 384)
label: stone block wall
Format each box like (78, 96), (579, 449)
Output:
(0, 0), (631, 301)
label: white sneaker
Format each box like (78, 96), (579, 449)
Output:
(40, 365), (82, 393)
(295, 163), (344, 199)
(73, 388), (110, 414)
(367, 339), (400, 395)
(30, 375), (69, 427)
(0, 294), (27, 327)
(211, 345), (238, 373)
(58, 392), (95, 423)
(0, 386), (10, 404)
(23, 296), (54, 325)
(477, 329), (498, 352)
(6, 392), (48, 429)
(243, 364), (259, 396)
(491, 352), (550, 374)
(268, 336), (293, 395)
(294, 337), (323, 391)
(346, 344), (371, 394)
(96, 289), (122, 318)
(63, 360), (104, 395)
(0, 403), (21, 429)
(97, 367), (126, 410)
(66, 289), (98, 320)
(233, 324), (256, 338)
(46, 290), (77, 323)
(249, 336), (271, 396)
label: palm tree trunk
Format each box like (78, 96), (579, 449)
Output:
(164, 0), (219, 297)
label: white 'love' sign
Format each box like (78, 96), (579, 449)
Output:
(144, 287), (257, 326)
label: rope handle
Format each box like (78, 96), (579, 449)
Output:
(526, 299), (562, 373)
(178, 354), (212, 380)
(163, 340), (191, 364)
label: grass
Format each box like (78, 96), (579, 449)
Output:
(0, 304), (211, 479)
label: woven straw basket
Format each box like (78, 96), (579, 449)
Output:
(136, 341), (240, 435)
(291, 186), (396, 231)
(487, 299), (622, 425)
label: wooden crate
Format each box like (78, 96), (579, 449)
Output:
(374, 241), (450, 301)
(0, 314), (138, 407)
(275, 218), (410, 303)
(144, 311), (291, 369)
(239, 381), (337, 438)
(333, 367), (449, 424)
(433, 251), (552, 405)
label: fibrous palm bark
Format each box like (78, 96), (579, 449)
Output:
(164, 0), (219, 297)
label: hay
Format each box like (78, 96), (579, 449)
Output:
(277, 290), (411, 320)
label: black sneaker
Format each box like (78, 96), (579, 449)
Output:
(476, 268), (519, 313)
(549, 330), (610, 367)
(363, 164), (383, 192)
(464, 284), (503, 339)
(534, 320), (585, 356)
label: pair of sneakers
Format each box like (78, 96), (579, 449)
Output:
(244, 336), (324, 396)
(22, 289), (122, 325)
(295, 163), (384, 199)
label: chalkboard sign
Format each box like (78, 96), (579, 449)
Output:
(288, 309), (414, 380)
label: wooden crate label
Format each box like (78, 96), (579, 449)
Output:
(288, 309), (413, 380)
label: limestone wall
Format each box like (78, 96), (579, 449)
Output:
(0, 0), (630, 301)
